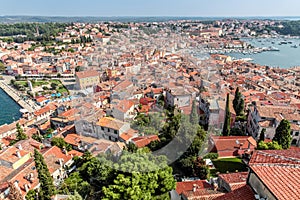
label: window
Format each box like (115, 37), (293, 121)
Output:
(114, 130), (118, 134)
(101, 127), (104, 131)
(295, 132), (299, 136)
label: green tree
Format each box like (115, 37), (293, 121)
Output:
(273, 119), (292, 149)
(102, 152), (175, 200)
(32, 134), (43, 142)
(46, 128), (54, 136)
(193, 157), (210, 180)
(50, 82), (58, 90)
(67, 191), (83, 200)
(126, 142), (138, 153)
(16, 123), (27, 141)
(222, 93), (231, 136)
(0, 62), (6, 72)
(233, 87), (245, 117)
(190, 100), (199, 125)
(59, 172), (90, 198)
(51, 137), (72, 151)
(259, 128), (266, 142)
(257, 141), (282, 150)
(34, 149), (56, 200)
(25, 189), (37, 200)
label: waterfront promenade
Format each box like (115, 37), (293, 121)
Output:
(0, 81), (36, 113)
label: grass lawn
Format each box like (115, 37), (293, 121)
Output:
(16, 80), (48, 87)
(50, 80), (61, 84)
(15, 81), (27, 86)
(15, 79), (69, 95)
(211, 157), (247, 176)
(32, 81), (48, 87)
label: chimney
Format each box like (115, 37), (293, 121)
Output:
(193, 184), (197, 192)
(59, 158), (64, 167)
(14, 181), (21, 192)
(213, 183), (218, 191)
(18, 144), (23, 150)
(24, 184), (29, 192)
(16, 150), (21, 158)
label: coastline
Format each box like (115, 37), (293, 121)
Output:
(0, 81), (35, 113)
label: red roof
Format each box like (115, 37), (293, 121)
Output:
(76, 70), (99, 79)
(249, 149), (300, 165)
(132, 135), (159, 148)
(214, 185), (255, 200)
(218, 172), (248, 191)
(64, 133), (81, 146)
(176, 180), (212, 195)
(210, 136), (257, 157)
(249, 149), (300, 200)
(251, 165), (300, 200)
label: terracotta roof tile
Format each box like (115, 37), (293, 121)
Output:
(176, 180), (212, 195)
(251, 165), (300, 200)
(249, 149), (300, 200)
(132, 135), (160, 148)
(76, 70), (99, 79)
(214, 185), (255, 200)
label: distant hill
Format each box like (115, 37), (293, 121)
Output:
(0, 16), (299, 23)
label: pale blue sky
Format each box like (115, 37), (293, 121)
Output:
(0, 0), (299, 17)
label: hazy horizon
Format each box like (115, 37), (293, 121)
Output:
(1, 0), (300, 17)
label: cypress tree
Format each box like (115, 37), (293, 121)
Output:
(16, 123), (27, 141)
(233, 87), (245, 116)
(259, 128), (266, 142)
(273, 119), (292, 149)
(34, 149), (56, 200)
(222, 93), (231, 136)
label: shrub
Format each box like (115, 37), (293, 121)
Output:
(203, 153), (219, 160)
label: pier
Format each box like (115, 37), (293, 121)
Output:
(0, 81), (35, 113)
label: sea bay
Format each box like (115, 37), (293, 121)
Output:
(227, 37), (300, 68)
(0, 88), (22, 126)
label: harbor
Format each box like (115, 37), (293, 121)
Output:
(226, 37), (300, 68)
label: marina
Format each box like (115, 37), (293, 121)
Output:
(226, 37), (300, 68)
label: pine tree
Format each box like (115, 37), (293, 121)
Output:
(190, 100), (199, 125)
(222, 93), (231, 136)
(233, 87), (245, 116)
(34, 149), (56, 200)
(273, 119), (292, 149)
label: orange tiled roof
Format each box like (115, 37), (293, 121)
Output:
(218, 172), (248, 190)
(176, 180), (212, 195)
(96, 117), (125, 130)
(76, 70), (99, 79)
(211, 136), (257, 152)
(64, 134), (81, 146)
(249, 149), (300, 200)
(214, 185), (255, 200)
(132, 135), (159, 148)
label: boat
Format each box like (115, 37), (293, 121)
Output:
(269, 47), (280, 51)
(279, 41), (288, 45)
(291, 45), (298, 48)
